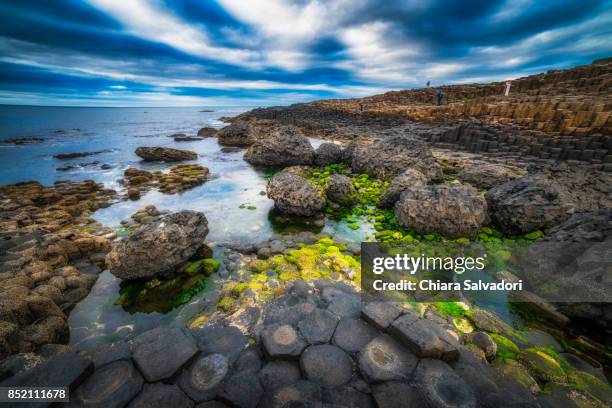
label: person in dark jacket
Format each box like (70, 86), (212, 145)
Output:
(436, 90), (444, 105)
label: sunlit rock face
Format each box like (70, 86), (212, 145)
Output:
(106, 210), (209, 280)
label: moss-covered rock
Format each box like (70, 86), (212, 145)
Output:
(490, 333), (521, 361)
(568, 370), (612, 404)
(184, 258), (220, 275)
(518, 347), (567, 383)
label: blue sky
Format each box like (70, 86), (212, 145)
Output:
(0, 0), (610, 107)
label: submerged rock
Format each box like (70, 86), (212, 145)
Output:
(379, 168), (428, 209)
(395, 184), (487, 238)
(350, 136), (442, 181)
(244, 126), (316, 166)
(314, 142), (342, 166)
(135, 147), (197, 162)
(198, 127), (217, 137)
(106, 211), (209, 280)
(267, 172), (325, 216)
(485, 177), (572, 234)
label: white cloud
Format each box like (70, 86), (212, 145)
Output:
(87, 0), (261, 67)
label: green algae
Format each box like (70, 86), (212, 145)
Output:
(517, 347), (568, 383)
(185, 258), (220, 275)
(490, 333), (521, 361)
(432, 301), (470, 318)
(218, 296), (235, 312)
(117, 272), (211, 314)
(230, 237), (361, 303)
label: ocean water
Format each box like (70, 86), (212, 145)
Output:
(0, 105), (372, 349)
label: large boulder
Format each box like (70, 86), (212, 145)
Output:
(395, 184), (487, 238)
(314, 143), (342, 166)
(244, 127), (315, 166)
(379, 169), (428, 208)
(485, 177), (572, 234)
(217, 121), (257, 146)
(459, 164), (519, 190)
(267, 173), (325, 216)
(135, 147), (197, 162)
(350, 136), (442, 181)
(326, 174), (356, 204)
(106, 211), (209, 280)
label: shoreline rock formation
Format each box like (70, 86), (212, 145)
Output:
(135, 147), (197, 162)
(106, 211), (209, 280)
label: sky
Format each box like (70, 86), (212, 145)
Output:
(0, 0), (610, 107)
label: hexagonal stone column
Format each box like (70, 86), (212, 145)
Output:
(177, 353), (229, 402)
(75, 360), (143, 408)
(414, 359), (476, 408)
(132, 327), (198, 382)
(300, 345), (354, 387)
(262, 324), (307, 358)
(359, 334), (419, 383)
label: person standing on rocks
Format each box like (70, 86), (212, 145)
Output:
(436, 90), (445, 105)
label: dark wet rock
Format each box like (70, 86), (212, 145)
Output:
(174, 135), (205, 142)
(191, 326), (248, 364)
(361, 302), (403, 330)
(560, 353), (607, 383)
(127, 188), (140, 200)
(332, 318), (378, 354)
(389, 313), (459, 361)
(395, 184), (487, 238)
(217, 120), (258, 146)
(359, 334), (418, 383)
(522, 329), (562, 352)
(131, 327), (198, 382)
(267, 172), (325, 216)
(261, 324), (307, 358)
(517, 348), (567, 383)
(300, 344), (353, 387)
(244, 126), (315, 166)
(75, 360), (143, 408)
(322, 386), (375, 408)
(235, 347), (263, 373)
(371, 381), (425, 408)
(485, 177), (572, 234)
(449, 360), (502, 407)
(467, 331), (497, 360)
(135, 146), (197, 162)
(492, 360), (540, 398)
(379, 169), (428, 209)
(262, 380), (321, 408)
(218, 371), (263, 408)
(459, 163), (520, 190)
(90, 341), (131, 368)
(314, 142), (342, 166)
(195, 402), (230, 408)
(53, 150), (110, 159)
(4, 137), (44, 145)
(350, 136), (442, 181)
(415, 359), (476, 408)
(263, 294), (317, 326)
(177, 353), (229, 402)
(0, 351), (93, 389)
(258, 361), (301, 391)
(106, 210), (209, 280)
(297, 308), (338, 344)
(129, 384), (194, 408)
(198, 127), (218, 137)
(323, 287), (362, 318)
(467, 308), (506, 334)
(326, 174), (356, 204)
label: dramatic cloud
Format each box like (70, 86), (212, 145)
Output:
(0, 0), (610, 106)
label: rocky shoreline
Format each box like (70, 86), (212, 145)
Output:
(1, 61), (611, 407)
